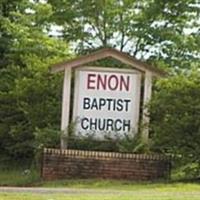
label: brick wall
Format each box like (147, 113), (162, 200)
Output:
(42, 148), (171, 181)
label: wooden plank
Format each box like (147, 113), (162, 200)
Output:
(61, 68), (72, 149)
(108, 50), (165, 77)
(142, 71), (153, 143)
(51, 48), (166, 77)
(51, 50), (109, 73)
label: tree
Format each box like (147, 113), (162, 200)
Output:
(150, 68), (200, 177)
(0, 0), (70, 162)
(47, 0), (200, 71)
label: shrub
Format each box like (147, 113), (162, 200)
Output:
(150, 68), (200, 177)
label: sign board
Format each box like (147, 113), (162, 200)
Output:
(73, 67), (141, 138)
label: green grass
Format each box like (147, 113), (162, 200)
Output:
(0, 187), (200, 200)
(0, 167), (199, 190)
(0, 168), (40, 186)
(0, 169), (200, 200)
(40, 179), (200, 191)
(1, 167), (200, 200)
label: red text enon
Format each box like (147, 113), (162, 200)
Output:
(87, 73), (130, 91)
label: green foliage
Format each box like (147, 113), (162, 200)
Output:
(34, 127), (60, 150)
(150, 68), (200, 177)
(117, 133), (149, 154)
(173, 163), (200, 180)
(68, 132), (148, 154)
(0, 167), (40, 186)
(68, 135), (118, 152)
(48, 0), (200, 71)
(0, 0), (70, 162)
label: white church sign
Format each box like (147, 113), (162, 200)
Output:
(73, 67), (141, 138)
(51, 48), (165, 148)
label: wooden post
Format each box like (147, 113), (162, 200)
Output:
(142, 71), (153, 143)
(61, 68), (71, 149)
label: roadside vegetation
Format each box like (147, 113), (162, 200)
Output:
(0, 168), (39, 187)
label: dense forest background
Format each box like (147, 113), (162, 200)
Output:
(0, 0), (199, 177)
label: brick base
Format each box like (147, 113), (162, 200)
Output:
(42, 148), (171, 181)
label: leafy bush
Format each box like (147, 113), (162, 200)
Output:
(150, 68), (200, 177)
(67, 132), (148, 153)
(0, 0), (70, 164)
(34, 127), (61, 150)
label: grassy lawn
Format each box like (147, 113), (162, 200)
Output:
(0, 181), (200, 200)
(40, 179), (200, 195)
(0, 168), (40, 186)
(0, 187), (200, 200)
(0, 168), (200, 200)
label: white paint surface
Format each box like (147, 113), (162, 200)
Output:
(73, 67), (141, 138)
(61, 68), (71, 149)
(142, 71), (153, 142)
